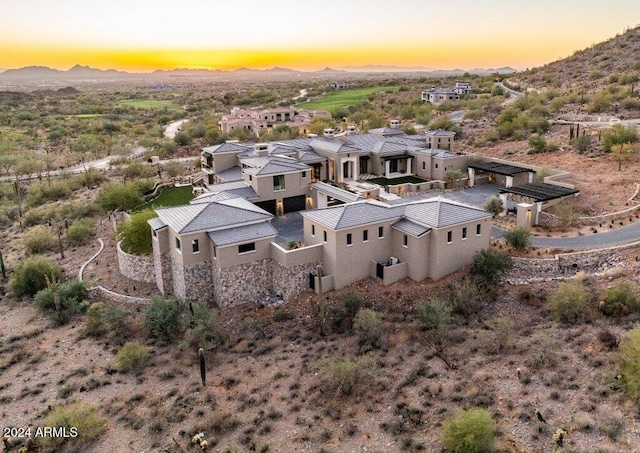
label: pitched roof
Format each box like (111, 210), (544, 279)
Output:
(147, 217), (167, 230)
(392, 219), (431, 237)
(310, 182), (362, 203)
(424, 129), (456, 137)
(242, 156), (311, 176)
(402, 198), (491, 228)
(215, 166), (243, 182)
(205, 180), (249, 193)
(207, 222), (277, 247)
(202, 142), (250, 155)
(156, 200), (272, 234)
(309, 137), (359, 154)
(302, 198), (490, 231)
(368, 127), (405, 137)
(301, 201), (403, 230)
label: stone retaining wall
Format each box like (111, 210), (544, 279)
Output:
(271, 259), (319, 302)
(183, 261), (215, 304)
(117, 241), (156, 284)
(212, 258), (273, 308)
(88, 287), (150, 304)
(509, 246), (631, 284)
(538, 203), (640, 228)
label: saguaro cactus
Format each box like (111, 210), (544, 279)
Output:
(199, 348), (206, 387)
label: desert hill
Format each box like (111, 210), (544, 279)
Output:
(512, 26), (640, 94)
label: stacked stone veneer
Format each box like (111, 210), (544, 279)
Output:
(117, 241), (156, 284)
(183, 261), (215, 304)
(508, 247), (627, 284)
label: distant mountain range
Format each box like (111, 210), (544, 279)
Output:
(0, 64), (518, 80)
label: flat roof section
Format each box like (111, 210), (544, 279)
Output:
(469, 161), (534, 176)
(500, 182), (579, 202)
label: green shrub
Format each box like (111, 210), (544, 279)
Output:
(39, 402), (107, 450)
(101, 306), (129, 337)
(315, 357), (377, 397)
(617, 328), (640, 402)
(95, 182), (144, 212)
(34, 281), (88, 325)
(330, 291), (363, 332)
(123, 162), (155, 180)
(574, 135), (591, 154)
(67, 218), (95, 245)
(504, 226), (531, 250)
(601, 280), (639, 317)
(182, 302), (221, 350)
(116, 342), (149, 373)
(416, 298), (451, 331)
(602, 124), (638, 153)
(548, 279), (590, 324)
(273, 310), (295, 322)
(9, 255), (63, 297)
(483, 197), (503, 217)
(117, 209), (157, 255)
(144, 296), (183, 342)
(469, 249), (512, 293)
(528, 133), (548, 154)
(22, 225), (57, 253)
(442, 408), (496, 453)
(85, 302), (107, 337)
(27, 180), (73, 207)
(353, 308), (385, 348)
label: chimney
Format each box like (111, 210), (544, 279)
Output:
(254, 143), (269, 157)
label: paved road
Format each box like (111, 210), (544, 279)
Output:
(446, 110), (466, 123)
(495, 82), (524, 99)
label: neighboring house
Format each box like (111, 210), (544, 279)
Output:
(148, 195), (491, 307)
(218, 106), (331, 137)
(421, 83), (472, 104)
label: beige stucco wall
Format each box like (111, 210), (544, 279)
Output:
(431, 155), (467, 181)
(271, 242), (323, 267)
(212, 152), (241, 175)
(249, 171), (310, 202)
(213, 236), (273, 269)
(428, 218), (491, 280)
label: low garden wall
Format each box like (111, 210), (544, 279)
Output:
(117, 241), (156, 284)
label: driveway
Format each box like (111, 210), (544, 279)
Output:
(271, 211), (304, 246)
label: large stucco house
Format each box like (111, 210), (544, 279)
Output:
(218, 106), (331, 137)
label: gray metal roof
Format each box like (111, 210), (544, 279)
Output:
(310, 182), (362, 203)
(424, 129), (456, 137)
(207, 222), (277, 247)
(309, 137), (359, 154)
(156, 200), (272, 234)
(147, 217), (167, 230)
(215, 166), (243, 182)
(241, 156), (311, 176)
(191, 192), (240, 204)
(392, 219), (431, 237)
(205, 180), (249, 193)
(202, 142), (251, 154)
(297, 150), (326, 164)
(368, 127), (405, 137)
(402, 199), (491, 228)
(301, 201), (403, 230)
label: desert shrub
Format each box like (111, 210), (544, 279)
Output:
(85, 302), (107, 337)
(602, 124), (638, 153)
(528, 133), (548, 154)
(67, 218), (95, 245)
(116, 342), (149, 373)
(416, 298), (451, 330)
(95, 182), (144, 212)
(536, 166), (552, 181)
(601, 280), (639, 317)
(144, 296), (183, 342)
(272, 310), (295, 322)
(504, 226), (531, 250)
(574, 135), (591, 154)
(39, 402), (107, 450)
(182, 302), (221, 350)
(469, 249), (512, 293)
(483, 197), (503, 217)
(617, 328), (640, 402)
(548, 279), (590, 324)
(117, 209), (157, 255)
(486, 317), (514, 351)
(353, 308), (385, 348)
(27, 179), (73, 207)
(22, 225), (57, 253)
(34, 280), (88, 325)
(101, 306), (129, 337)
(9, 255), (63, 297)
(123, 162), (155, 180)
(442, 408), (496, 453)
(330, 291), (363, 332)
(552, 201), (579, 228)
(315, 357), (377, 397)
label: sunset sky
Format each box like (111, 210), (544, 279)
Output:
(2, 0), (639, 72)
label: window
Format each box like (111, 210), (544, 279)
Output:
(435, 163), (439, 169)
(403, 235), (408, 247)
(273, 174), (285, 191)
(476, 224), (481, 236)
(311, 225), (315, 236)
(422, 162), (426, 170)
(301, 171), (306, 178)
(347, 233), (352, 246)
(363, 230), (368, 242)
(447, 231), (452, 244)
(249, 175), (253, 181)
(152, 229), (157, 238)
(378, 226), (384, 238)
(238, 242), (256, 254)
(462, 227), (467, 240)
(192, 239), (199, 253)
(323, 231), (327, 242)
(175, 237), (181, 251)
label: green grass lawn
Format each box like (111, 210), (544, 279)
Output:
(117, 99), (175, 109)
(135, 185), (194, 212)
(367, 176), (427, 186)
(296, 86), (399, 114)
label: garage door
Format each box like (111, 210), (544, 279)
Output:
(283, 195), (306, 213)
